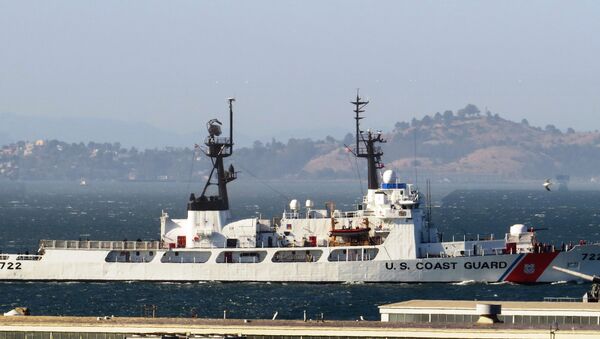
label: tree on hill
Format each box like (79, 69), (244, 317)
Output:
(394, 121), (410, 132)
(411, 118), (420, 128)
(457, 104), (481, 118)
(421, 115), (433, 126)
(545, 124), (561, 134)
(442, 110), (454, 123)
(343, 133), (354, 145)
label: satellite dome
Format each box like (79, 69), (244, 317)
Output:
(510, 224), (527, 236)
(382, 170), (397, 184)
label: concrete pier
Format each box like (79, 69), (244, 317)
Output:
(1, 315), (600, 339)
(380, 299), (600, 326)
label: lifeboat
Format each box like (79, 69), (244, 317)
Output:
(329, 227), (371, 237)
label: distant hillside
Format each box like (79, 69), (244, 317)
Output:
(0, 112), (258, 148)
(293, 105), (600, 180)
(2, 105), (600, 181)
(0, 112), (196, 148)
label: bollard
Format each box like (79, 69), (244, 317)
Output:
(476, 304), (502, 324)
(223, 310), (227, 320)
(303, 310), (307, 322)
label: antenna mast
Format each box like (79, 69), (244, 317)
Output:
(426, 179), (432, 225)
(413, 129), (418, 186)
(352, 90), (385, 190)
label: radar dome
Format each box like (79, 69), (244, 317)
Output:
(510, 224), (527, 236)
(382, 170), (397, 184)
(289, 199), (300, 211)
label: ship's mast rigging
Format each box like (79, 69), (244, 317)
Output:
(352, 90), (385, 190)
(188, 98), (237, 211)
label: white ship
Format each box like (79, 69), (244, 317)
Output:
(1, 95), (599, 283)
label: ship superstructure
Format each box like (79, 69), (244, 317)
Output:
(1, 95), (600, 283)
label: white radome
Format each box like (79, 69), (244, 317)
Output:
(382, 170), (397, 184)
(289, 199), (300, 211)
(510, 224), (527, 235)
(305, 200), (314, 208)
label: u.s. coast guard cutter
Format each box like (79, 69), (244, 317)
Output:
(2, 95), (600, 283)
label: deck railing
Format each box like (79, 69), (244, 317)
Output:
(543, 297), (582, 303)
(283, 210), (375, 219)
(39, 239), (162, 250)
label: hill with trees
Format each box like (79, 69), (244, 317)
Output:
(2, 105), (600, 182)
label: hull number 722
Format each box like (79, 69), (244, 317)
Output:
(0, 262), (22, 270)
(581, 254), (600, 261)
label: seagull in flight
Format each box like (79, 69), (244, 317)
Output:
(544, 179), (553, 191)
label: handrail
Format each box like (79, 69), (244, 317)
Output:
(543, 297), (582, 302)
(283, 210), (373, 219)
(39, 239), (163, 250)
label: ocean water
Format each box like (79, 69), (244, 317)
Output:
(0, 180), (598, 320)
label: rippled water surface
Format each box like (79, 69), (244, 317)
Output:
(0, 180), (598, 319)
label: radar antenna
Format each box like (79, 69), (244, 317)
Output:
(352, 90), (385, 190)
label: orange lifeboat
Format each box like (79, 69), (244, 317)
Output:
(329, 227), (371, 237)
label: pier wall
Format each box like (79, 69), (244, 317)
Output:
(2, 316), (600, 339)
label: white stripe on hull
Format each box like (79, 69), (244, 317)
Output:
(2, 245), (598, 283)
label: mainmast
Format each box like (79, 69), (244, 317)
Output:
(188, 98), (237, 211)
(352, 91), (385, 190)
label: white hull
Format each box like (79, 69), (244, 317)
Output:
(2, 244), (598, 283)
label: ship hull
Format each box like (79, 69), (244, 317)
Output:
(1, 244), (599, 283)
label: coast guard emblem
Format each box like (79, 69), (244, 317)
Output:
(524, 264), (536, 274)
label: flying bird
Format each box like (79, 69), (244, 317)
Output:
(544, 179), (553, 191)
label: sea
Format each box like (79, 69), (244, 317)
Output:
(0, 179), (599, 320)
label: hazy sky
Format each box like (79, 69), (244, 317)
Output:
(1, 1), (599, 143)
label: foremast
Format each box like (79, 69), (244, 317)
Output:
(188, 98), (237, 211)
(352, 91), (385, 190)
(161, 98), (239, 249)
